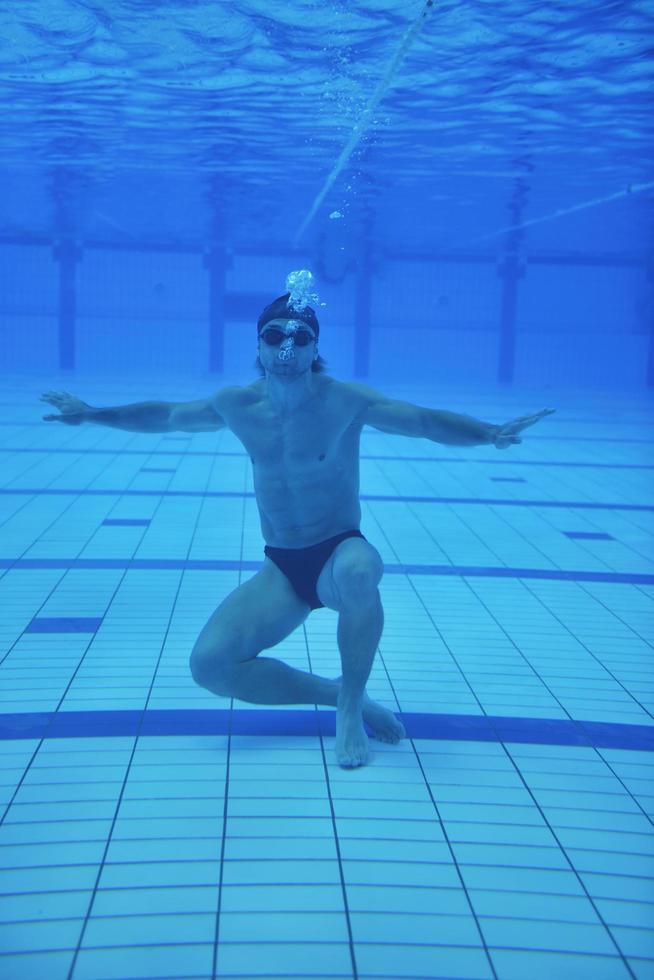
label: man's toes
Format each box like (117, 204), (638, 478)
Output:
(336, 746), (368, 768)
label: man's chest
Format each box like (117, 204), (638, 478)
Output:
(242, 410), (357, 464)
(226, 394), (359, 467)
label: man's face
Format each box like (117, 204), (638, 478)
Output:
(257, 318), (318, 374)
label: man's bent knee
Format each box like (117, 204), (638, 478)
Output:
(336, 566), (382, 609)
(190, 645), (239, 694)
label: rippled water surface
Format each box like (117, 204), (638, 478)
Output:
(1, 0), (652, 249)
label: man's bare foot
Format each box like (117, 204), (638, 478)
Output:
(333, 677), (405, 748)
(362, 695), (406, 744)
(335, 695), (369, 768)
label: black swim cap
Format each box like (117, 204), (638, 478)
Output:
(257, 293), (320, 337)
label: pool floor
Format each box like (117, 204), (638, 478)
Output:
(1, 375), (653, 980)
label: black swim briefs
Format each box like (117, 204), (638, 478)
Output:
(264, 529), (366, 610)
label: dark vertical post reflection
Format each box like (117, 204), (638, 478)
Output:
(353, 199), (374, 379)
(498, 176), (529, 383)
(206, 245), (226, 374)
(354, 248), (372, 378)
(205, 191), (228, 374)
(51, 169), (80, 372)
(646, 251), (654, 387)
(54, 239), (80, 371)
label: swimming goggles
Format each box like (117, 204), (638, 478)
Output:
(260, 327), (315, 347)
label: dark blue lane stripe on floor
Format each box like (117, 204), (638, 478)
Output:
(528, 435), (654, 444)
(1, 557), (653, 585)
(564, 531), (615, 541)
(25, 617), (103, 633)
(4, 447), (654, 470)
(1, 709), (652, 751)
(1, 488), (652, 511)
(367, 456), (654, 470)
(102, 518), (151, 526)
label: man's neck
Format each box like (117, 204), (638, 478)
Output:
(264, 369), (316, 413)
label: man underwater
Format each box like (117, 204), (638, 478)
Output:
(41, 280), (554, 768)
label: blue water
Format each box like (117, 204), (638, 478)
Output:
(1, 2), (653, 979)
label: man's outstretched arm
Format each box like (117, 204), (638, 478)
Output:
(352, 383), (555, 448)
(40, 390), (229, 432)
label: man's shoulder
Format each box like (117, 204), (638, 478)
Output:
(214, 382), (261, 404)
(326, 380), (388, 430)
(212, 384), (261, 416)
(333, 379), (382, 407)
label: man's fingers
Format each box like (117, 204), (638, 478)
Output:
(527, 408), (556, 423)
(520, 408), (556, 422)
(43, 414), (74, 423)
(495, 408), (554, 448)
(511, 408), (556, 432)
(530, 409), (552, 422)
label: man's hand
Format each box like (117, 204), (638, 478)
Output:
(492, 407), (556, 449)
(40, 390), (91, 425)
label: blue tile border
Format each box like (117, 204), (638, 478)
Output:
(1, 708), (652, 750)
(0, 488), (652, 511)
(0, 558), (654, 585)
(5, 419), (654, 442)
(7, 446), (654, 470)
(24, 616), (103, 634)
(1, 557), (652, 585)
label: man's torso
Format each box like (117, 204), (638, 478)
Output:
(215, 376), (369, 547)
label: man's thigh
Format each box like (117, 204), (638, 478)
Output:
(192, 558), (310, 666)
